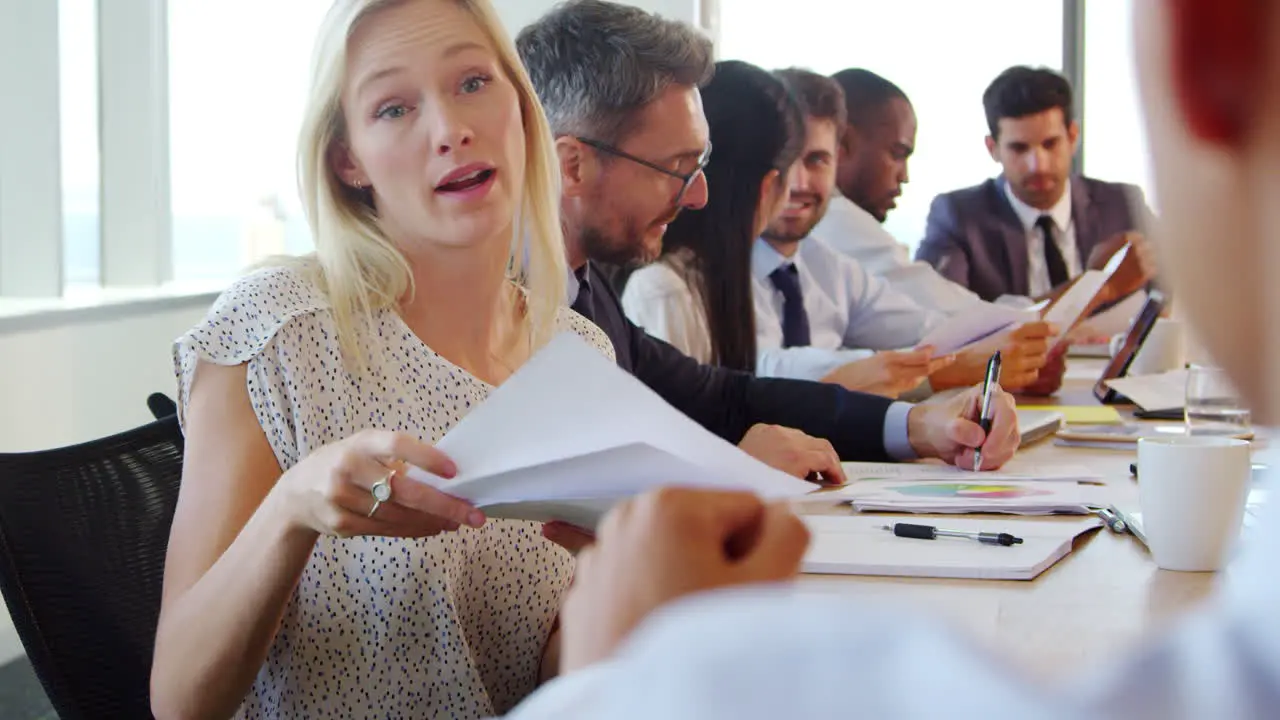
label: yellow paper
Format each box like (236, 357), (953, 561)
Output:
(1018, 404), (1123, 425)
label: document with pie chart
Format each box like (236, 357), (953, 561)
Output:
(832, 478), (1108, 515)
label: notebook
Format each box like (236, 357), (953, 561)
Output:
(1018, 409), (1064, 446)
(801, 514), (1104, 580)
(1019, 404), (1123, 425)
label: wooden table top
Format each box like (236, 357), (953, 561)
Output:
(797, 361), (1228, 681)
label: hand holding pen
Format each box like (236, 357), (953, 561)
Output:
(973, 351), (1003, 472)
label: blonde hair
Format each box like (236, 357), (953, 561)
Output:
(290, 0), (566, 368)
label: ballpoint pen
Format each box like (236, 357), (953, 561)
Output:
(882, 522), (1024, 546)
(972, 351), (1003, 472)
(1096, 506), (1128, 533)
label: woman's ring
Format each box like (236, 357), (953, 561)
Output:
(368, 471), (395, 518)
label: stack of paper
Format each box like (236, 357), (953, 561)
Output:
(1043, 270), (1109, 349)
(833, 478), (1106, 515)
(917, 305), (1035, 355)
(1104, 369), (1189, 411)
(839, 459), (1103, 483)
(801, 514), (1104, 580)
(404, 333), (821, 528)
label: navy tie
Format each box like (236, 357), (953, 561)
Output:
(768, 263), (810, 348)
(1036, 215), (1070, 288)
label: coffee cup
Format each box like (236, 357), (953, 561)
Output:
(1137, 435), (1251, 572)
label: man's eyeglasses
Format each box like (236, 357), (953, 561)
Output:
(576, 137), (713, 206)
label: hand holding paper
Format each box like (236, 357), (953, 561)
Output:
(403, 333), (821, 529)
(820, 348), (952, 398)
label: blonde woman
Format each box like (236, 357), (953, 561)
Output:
(150, 0), (611, 717)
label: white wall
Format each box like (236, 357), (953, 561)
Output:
(0, 301), (208, 453)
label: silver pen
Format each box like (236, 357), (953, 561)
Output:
(972, 351), (1003, 472)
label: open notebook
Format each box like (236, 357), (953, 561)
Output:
(801, 514), (1103, 580)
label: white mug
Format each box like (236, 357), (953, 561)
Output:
(1129, 318), (1187, 376)
(1137, 436), (1251, 572)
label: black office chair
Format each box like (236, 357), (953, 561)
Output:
(0, 412), (184, 719)
(146, 392), (177, 421)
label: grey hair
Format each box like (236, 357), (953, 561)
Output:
(516, 0), (714, 144)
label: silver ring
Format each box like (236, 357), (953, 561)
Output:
(367, 472), (394, 518)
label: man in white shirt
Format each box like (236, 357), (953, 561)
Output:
(814, 68), (1067, 394)
(498, 0), (1280, 715)
(754, 69), (1056, 394)
(814, 69), (990, 315)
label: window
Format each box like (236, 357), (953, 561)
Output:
(1082, 0), (1156, 209)
(60, 0), (100, 288)
(717, 0), (1063, 252)
(167, 0), (329, 282)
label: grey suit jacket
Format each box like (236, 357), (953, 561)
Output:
(915, 175), (1151, 302)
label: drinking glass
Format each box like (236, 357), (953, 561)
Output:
(1185, 365), (1251, 437)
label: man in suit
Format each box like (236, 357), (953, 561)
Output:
(916, 66), (1157, 306)
(515, 0), (1019, 474)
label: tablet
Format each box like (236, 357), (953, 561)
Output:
(1093, 289), (1167, 404)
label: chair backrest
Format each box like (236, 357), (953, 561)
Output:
(0, 415), (184, 720)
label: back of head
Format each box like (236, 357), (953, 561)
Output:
(662, 60), (805, 372)
(831, 68), (907, 130)
(295, 0), (565, 367)
(982, 65), (1073, 138)
(777, 67), (847, 129)
(515, 0), (714, 143)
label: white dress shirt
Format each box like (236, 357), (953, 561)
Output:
(1004, 181), (1083, 297)
(619, 250), (918, 460)
(506, 458), (1280, 720)
(813, 195), (988, 316)
(752, 237), (944, 382)
(620, 255), (714, 364)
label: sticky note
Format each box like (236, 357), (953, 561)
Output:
(1019, 405), (1124, 425)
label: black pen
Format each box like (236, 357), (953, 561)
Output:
(972, 351), (1003, 472)
(882, 522), (1024, 546)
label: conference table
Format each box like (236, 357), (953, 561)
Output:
(798, 358), (1242, 682)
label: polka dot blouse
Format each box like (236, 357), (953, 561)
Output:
(173, 264), (615, 719)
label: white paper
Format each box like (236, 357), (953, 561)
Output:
(1017, 409), (1064, 445)
(1104, 368), (1189, 410)
(831, 478), (1108, 515)
(839, 457), (1102, 483)
(801, 514), (1103, 580)
(404, 332), (820, 527)
(917, 305), (1036, 355)
(1043, 269), (1109, 348)
(1080, 290), (1148, 338)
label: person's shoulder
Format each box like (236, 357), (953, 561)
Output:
(801, 236), (872, 285)
(622, 259), (694, 300)
(1077, 175), (1148, 205)
(817, 195), (880, 232)
(814, 196), (897, 250)
(935, 178), (999, 208)
(558, 306), (618, 364)
(177, 258), (335, 367)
